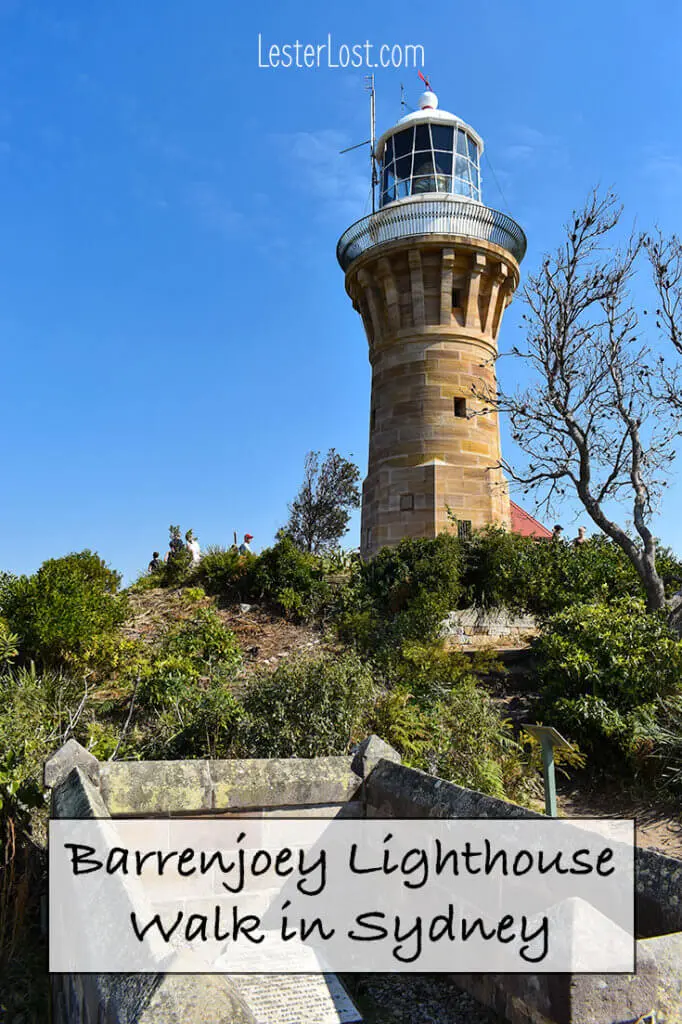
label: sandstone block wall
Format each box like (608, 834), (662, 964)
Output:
(345, 235), (519, 557)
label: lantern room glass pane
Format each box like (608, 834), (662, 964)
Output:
(456, 130), (469, 156)
(414, 124), (431, 151)
(467, 136), (478, 163)
(455, 154), (469, 178)
(393, 128), (413, 160)
(434, 150), (453, 174)
(413, 153), (435, 177)
(431, 125), (453, 150)
(395, 153), (412, 181)
(384, 137), (394, 164)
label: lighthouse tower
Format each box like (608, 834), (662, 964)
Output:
(337, 89), (526, 558)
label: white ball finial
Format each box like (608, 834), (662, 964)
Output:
(419, 90), (438, 110)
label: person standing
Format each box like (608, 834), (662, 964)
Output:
(239, 533), (254, 555)
(148, 552), (162, 572)
(186, 530), (201, 565)
(573, 526), (587, 547)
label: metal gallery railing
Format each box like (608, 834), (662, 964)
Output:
(337, 197), (527, 271)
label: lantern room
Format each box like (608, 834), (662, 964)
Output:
(376, 90), (483, 208)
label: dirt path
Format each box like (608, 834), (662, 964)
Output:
(557, 784), (682, 858)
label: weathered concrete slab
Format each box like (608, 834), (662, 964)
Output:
(209, 757), (362, 812)
(365, 757), (541, 820)
(95, 757), (363, 816)
(99, 760), (213, 815)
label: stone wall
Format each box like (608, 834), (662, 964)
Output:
(440, 606), (538, 642)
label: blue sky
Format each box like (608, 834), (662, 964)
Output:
(1, 0), (682, 582)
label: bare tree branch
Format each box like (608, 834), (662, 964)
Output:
(482, 189), (682, 611)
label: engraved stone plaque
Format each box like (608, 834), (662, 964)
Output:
(232, 973), (362, 1024)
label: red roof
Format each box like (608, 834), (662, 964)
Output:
(510, 501), (553, 539)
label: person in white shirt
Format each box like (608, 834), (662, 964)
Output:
(185, 530), (201, 565)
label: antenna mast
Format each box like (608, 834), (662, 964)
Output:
(365, 74), (378, 213)
(338, 75), (378, 213)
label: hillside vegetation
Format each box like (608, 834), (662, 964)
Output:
(2, 528), (682, 1020)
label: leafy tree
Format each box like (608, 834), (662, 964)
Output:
(284, 449), (360, 554)
(488, 191), (682, 611)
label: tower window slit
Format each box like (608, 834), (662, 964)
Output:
(454, 397), (467, 418)
(457, 520), (472, 540)
(452, 288), (461, 308)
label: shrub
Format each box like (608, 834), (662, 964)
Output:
(370, 643), (534, 802)
(247, 536), (330, 621)
(536, 598), (682, 708)
(161, 547), (193, 587)
(645, 696), (682, 794)
(0, 620), (19, 669)
(110, 611), (243, 758)
(535, 598), (682, 775)
(0, 551), (127, 671)
(337, 534), (463, 663)
(168, 683), (243, 760)
(195, 547), (251, 601)
(460, 528), (682, 616)
(160, 608), (242, 674)
(127, 569), (164, 593)
(237, 652), (376, 757)
(0, 664), (87, 812)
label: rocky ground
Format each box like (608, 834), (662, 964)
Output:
(122, 586), (330, 670)
(343, 975), (503, 1024)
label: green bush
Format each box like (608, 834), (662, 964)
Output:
(0, 664), (86, 811)
(537, 598), (682, 708)
(535, 598), (682, 775)
(336, 534), (463, 664)
(460, 528), (682, 616)
(111, 610), (243, 758)
(160, 607), (242, 673)
(370, 643), (534, 801)
(237, 652), (376, 757)
(195, 547), (251, 600)
(161, 548), (193, 587)
(0, 619), (19, 669)
(644, 696), (682, 794)
(247, 536), (330, 622)
(0, 551), (127, 671)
